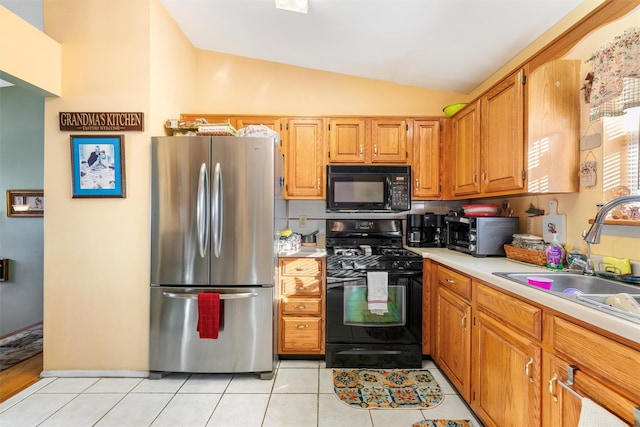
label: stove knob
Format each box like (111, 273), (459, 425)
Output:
(469, 244), (476, 252)
(404, 261), (413, 269)
(469, 234), (476, 242)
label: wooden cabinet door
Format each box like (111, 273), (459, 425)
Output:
(481, 68), (526, 194)
(278, 316), (323, 353)
(284, 118), (326, 199)
(526, 60), (580, 193)
(451, 101), (481, 197)
(542, 350), (638, 427)
(328, 118), (367, 163)
(473, 311), (541, 427)
(434, 286), (471, 401)
(412, 120), (441, 199)
(371, 118), (408, 163)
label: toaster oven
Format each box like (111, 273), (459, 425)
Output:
(445, 216), (519, 257)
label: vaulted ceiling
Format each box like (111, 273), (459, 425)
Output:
(161, 0), (584, 94)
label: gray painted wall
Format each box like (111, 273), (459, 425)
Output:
(0, 86), (44, 336)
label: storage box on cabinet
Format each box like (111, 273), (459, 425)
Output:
(278, 257), (325, 354)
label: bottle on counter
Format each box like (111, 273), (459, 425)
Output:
(546, 232), (564, 270)
(566, 239), (587, 268)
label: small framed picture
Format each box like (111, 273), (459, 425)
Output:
(6, 190), (44, 217)
(70, 135), (126, 198)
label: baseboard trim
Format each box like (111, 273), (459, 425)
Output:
(41, 370), (149, 378)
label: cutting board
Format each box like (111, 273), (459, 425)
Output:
(542, 199), (566, 244)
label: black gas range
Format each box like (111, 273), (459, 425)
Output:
(325, 219), (423, 368)
(326, 219), (423, 275)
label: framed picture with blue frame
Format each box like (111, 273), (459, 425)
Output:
(70, 135), (126, 198)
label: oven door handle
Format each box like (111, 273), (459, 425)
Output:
(326, 278), (364, 289)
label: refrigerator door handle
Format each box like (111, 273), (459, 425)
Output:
(196, 163), (210, 258)
(162, 291), (258, 300)
(212, 162), (223, 258)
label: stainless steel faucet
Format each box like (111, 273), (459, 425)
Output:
(583, 195), (640, 244)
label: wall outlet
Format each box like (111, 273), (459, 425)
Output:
(299, 215), (307, 228)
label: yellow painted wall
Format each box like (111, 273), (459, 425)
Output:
(39, 0), (636, 371)
(42, 0), (196, 371)
(0, 5), (61, 96)
(502, 8), (640, 261)
(194, 50), (465, 116)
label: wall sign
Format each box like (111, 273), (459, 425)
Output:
(59, 112), (144, 132)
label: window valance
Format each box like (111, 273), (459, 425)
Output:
(589, 26), (640, 121)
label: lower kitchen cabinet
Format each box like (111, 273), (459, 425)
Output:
(428, 262), (640, 427)
(473, 310), (541, 427)
(543, 314), (640, 426)
(278, 257), (325, 354)
(434, 285), (471, 401)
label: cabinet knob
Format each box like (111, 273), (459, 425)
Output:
(294, 305), (307, 310)
(295, 324), (309, 329)
(461, 313), (467, 331)
(295, 285), (307, 290)
(445, 278), (455, 284)
(360, 144), (363, 156)
(415, 178), (419, 189)
(317, 178), (320, 189)
(374, 144), (378, 156)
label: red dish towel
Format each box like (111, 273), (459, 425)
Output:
(197, 293), (220, 339)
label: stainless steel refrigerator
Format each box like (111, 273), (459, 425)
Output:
(149, 135), (285, 379)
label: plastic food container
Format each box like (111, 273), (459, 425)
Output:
(462, 204), (500, 217)
(527, 276), (554, 290)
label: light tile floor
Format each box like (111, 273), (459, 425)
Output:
(0, 359), (482, 427)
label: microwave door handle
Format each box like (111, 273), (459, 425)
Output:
(196, 163), (210, 258)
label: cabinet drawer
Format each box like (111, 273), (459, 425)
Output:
(437, 265), (471, 300)
(279, 316), (323, 353)
(550, 316), (640, 404)
(281, 298), (322, 316)
(476, 282), (542, 340)
(280, 277), (322, 296)
(280, 258), (323, 277)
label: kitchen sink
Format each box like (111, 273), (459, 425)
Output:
(492, 272), (640, 295)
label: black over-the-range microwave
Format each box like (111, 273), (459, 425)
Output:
(326, 165), (411, 212)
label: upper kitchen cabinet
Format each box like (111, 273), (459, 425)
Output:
(412, 120), (441, 199)
(328, 117), (409, 164)
(481, 68), (527, 195)
(327, 118), (367, 163)
(451, 101), (482, 197)
(450, 61), (579, 199)
(371, 118), (409, 163)
(284, 118), (326, 199)
(526, 60), (580, 193)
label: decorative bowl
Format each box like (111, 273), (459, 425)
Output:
(443, 103), (468, 116)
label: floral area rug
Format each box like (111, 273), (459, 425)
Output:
(0, 324), (43, 371)
(333, 369), (443, 409)
(411, 421), (472, 427)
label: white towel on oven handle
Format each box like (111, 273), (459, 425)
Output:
(367, 271), (388, 315)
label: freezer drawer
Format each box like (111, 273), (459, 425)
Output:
(149, 286), (275, 375)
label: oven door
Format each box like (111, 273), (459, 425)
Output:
(326, 273), (422, 345)
(325, 272), (423, 368)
